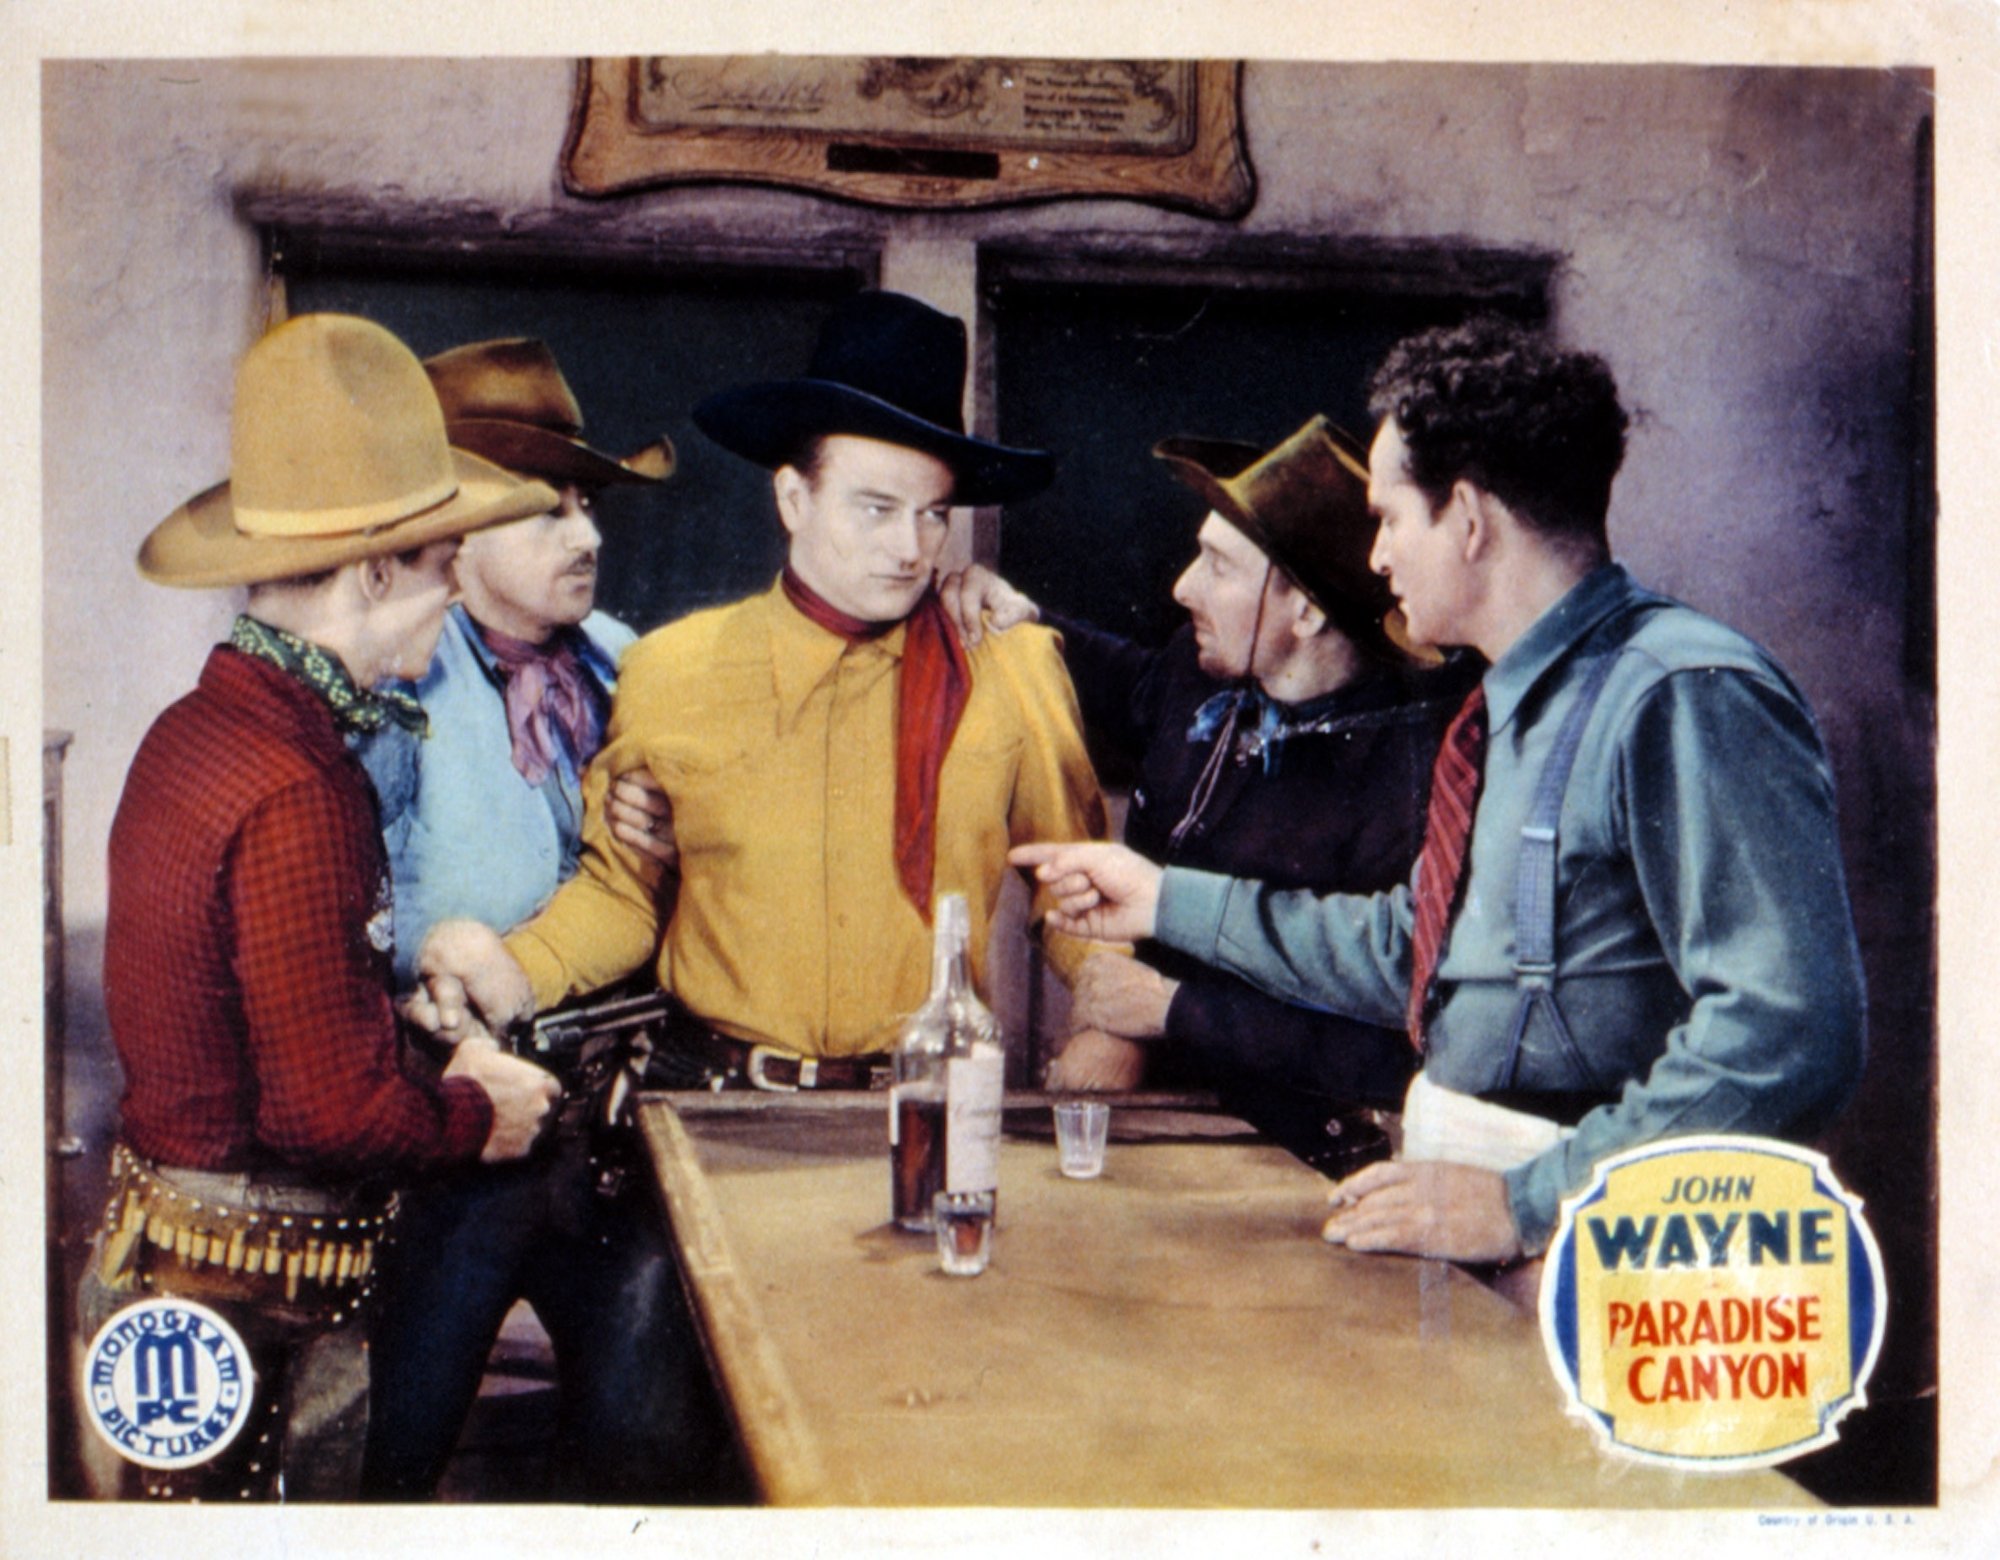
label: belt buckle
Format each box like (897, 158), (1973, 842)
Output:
(745, 1044), (809, 1092)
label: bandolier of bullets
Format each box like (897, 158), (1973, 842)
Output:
(98, 1143), (396, 1319)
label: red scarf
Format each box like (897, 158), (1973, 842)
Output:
(781, 567), (970, 921)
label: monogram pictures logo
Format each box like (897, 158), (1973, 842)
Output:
(82, 1299), (257, 1469)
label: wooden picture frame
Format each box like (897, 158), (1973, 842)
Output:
(562, 57), (1254, 218)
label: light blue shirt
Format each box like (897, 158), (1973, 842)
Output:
(357, 604), (635, 986)
(1154, 565), (1867, 1251)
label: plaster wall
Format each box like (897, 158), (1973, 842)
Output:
(44, 57), (1928, 927)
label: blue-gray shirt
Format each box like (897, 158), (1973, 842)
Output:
(356, 604), (635, 986)
(1154, 565), (1866, 1250)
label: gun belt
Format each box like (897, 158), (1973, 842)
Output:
(98, 1143), (396, 1316)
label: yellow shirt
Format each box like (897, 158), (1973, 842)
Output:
(506, 580), (1113, 1056)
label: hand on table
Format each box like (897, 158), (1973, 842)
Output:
(1046, 1027), (1148, 1091)
(1322, 1159), (1524, 1264)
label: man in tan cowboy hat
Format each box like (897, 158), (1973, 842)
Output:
(351, 339), (728, 1503)
(416, 289), (1114, 1093)
(941, 415), (1477, 1174)
(81, 314), (561, 1502)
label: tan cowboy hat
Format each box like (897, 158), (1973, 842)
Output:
(1153, 414), (1440, 665)
(423, 338), (674, 489)
(139, 315), (559, 589)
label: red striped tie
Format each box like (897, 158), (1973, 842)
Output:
(1405, 685), (1488, 1049)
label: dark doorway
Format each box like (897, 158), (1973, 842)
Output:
(984, 251), (1552, 649)
(278, 237), (872, 634)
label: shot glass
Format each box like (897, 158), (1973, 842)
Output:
(1052, 1099), (1111, 1179)
(933, 1189), (996, 1277)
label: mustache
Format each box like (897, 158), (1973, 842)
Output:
(561, 553), (599, 578)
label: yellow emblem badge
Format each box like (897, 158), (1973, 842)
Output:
(1538, 1135), (1885, 1468)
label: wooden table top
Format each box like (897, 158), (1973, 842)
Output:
(638, 1094), (1816, 1510)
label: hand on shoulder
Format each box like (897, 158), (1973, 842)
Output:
(939, 563), (1039, 647)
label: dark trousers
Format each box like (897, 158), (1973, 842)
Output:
(360, 1134), (736, 1503)
(1175, 1018), (1407, 1179)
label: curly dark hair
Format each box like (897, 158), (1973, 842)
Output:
(1366, 316), (1629, 546)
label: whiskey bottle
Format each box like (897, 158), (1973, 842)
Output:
(889, 893), (1002, 1231)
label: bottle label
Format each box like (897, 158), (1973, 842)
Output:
(944, 1047), (1004, 1194)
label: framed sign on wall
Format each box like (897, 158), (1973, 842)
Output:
(562, 57), (1254, 217)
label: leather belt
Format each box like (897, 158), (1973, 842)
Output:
(649, 1013), (891, 1092)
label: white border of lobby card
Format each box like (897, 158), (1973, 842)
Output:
(2, 2), (1993, 1557)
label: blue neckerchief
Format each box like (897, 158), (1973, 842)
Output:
(1186, 684), (1289, 775)
(1188, 678), (1438, 779)
(1186, 685), (1246, 745)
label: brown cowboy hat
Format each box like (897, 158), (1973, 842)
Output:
(691, 291), (1054, 507)
(1153, 414), (1437, 664)
(423, 338), (674, 489)
(140, 315), (559, 589)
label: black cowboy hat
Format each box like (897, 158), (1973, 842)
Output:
(691, 291), (1055, 507)
(1154, 414), (1433, 664)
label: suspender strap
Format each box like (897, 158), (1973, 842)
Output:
(1511, 644), (1626, 982)
(1494, 609), (1650, 1093)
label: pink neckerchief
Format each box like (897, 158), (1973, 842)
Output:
(477, 623), (606, 787)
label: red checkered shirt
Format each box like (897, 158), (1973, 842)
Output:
(103, 646), (493, 1175)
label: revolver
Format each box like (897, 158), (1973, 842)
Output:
(503, 987), (676, 1187)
